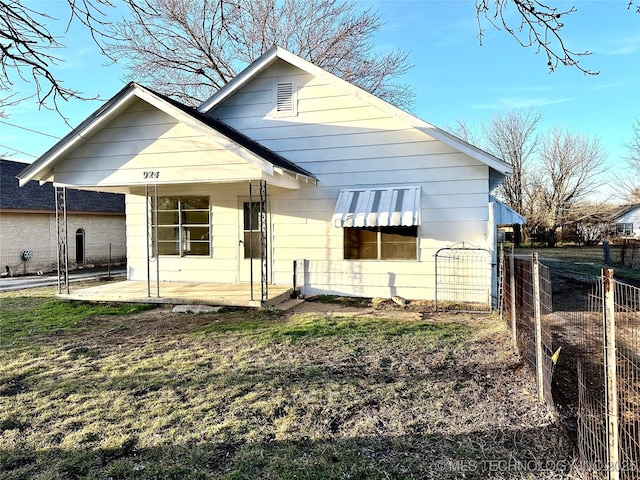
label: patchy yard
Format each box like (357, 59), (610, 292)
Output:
(516, 246), (640, 285)
(0, 285), (581, 479)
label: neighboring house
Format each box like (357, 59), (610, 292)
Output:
(17, 46), (517, 303)
(1, 158), (126, 275)
(612, 204), (640, 238)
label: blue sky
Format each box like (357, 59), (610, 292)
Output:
(2, 1), (639, 199)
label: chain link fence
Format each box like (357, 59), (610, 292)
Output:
(4, 252), (125, 278)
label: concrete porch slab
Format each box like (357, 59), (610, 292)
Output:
(57, 280), (293, 308)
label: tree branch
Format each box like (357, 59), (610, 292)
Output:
(476, 0), (599, 75)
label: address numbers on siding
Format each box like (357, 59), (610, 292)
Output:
(143, 171), (160, 179)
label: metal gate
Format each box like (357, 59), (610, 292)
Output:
(435, 244), (493, 312)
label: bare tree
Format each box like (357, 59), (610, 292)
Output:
(2, 0), (637, 117)
(0, 0), (113, 117)
(536, 128), (607, 246)
(519, 172), (546, 243)
(450, 119), (482, 146)
(484, 110), (541, 245)
(476, 0), (639, 75)
(108, 0), (415, 109)
(619, 117), (640, 201)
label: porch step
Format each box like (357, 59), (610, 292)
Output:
(247, 287), (294, 308)
(172, 305), (223, 314)
(275, 298), (305, 311)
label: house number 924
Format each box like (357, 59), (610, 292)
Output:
(143, 171), (160, 179)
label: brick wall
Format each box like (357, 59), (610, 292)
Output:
(0, 212), (126, 275)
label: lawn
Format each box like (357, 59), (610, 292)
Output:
(515, 245), (640, 283)
(0, 284), (580, 479)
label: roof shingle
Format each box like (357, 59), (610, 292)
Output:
(1, 158), (125, 213)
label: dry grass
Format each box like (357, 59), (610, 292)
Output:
(516, 246), (640, 283)
(0, 285), (584, 479)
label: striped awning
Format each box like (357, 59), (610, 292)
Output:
(332, 186), (421, 227)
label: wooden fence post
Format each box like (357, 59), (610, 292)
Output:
(532, 252), (544, 403)
(603, 268), (620, 480)
(510, 245), (518, 352)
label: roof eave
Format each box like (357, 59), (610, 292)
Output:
(17, 83), (141, 186)
(18, 80), (316, 188)
(198, 45), (280, 113)
(198, 46), (512, 178)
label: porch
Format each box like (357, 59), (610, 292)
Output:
(58, 280), (294, 308)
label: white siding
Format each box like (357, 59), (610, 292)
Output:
(617, 207), (640, 238)
(201, 59), (493, 299)
(52, 99), (267, 187)
(126, 183), (248, 284)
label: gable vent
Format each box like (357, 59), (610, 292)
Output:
(276, 82), (294, 113)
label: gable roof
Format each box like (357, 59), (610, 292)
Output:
(141, 85), (317, 180)
(198, 46), (513, 182)
(1, 158), (124, 213)
(17, 82), (316, 187)
(612, 204), (640, 221)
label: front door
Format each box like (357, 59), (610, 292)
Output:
(238, 198), (270, 284)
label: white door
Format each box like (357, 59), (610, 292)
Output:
(238, 198), (271, 283)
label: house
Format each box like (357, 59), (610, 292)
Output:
(1, 158), (126, 276)
(17, 46), (516, 306)
(612, 204), (640, 238)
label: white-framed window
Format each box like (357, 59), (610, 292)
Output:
(153, 196), (210, 256)
(344, 226), (418, 260)
(242, 200), (266, 259)
(616, 223), (634, 236)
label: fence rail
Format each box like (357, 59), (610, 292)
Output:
(501, 250), (640, 480)
(610, 239), (640, 270)
(434, 245), (493, 312)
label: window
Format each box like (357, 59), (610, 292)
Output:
(75, 228), (85, 264)
(243, 201), (266, 259)
(153, 196), (210, 256)
(616, 223), (634, 236)
(344, 226), (418, 260)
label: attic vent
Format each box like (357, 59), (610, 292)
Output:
(276, 82), (295, 113)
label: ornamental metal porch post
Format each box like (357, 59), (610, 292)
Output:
(259, 180), (268, 305)
(248, 180), (269, 305)
(145, 184), (160, 298)
(55, 186), (69, 294)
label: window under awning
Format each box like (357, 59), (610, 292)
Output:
(332, 186), (421, 227)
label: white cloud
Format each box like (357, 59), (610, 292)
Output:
(587, 32), (640, 57)
(472, 96), (574, 110)
(606, 34), (640, 56)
